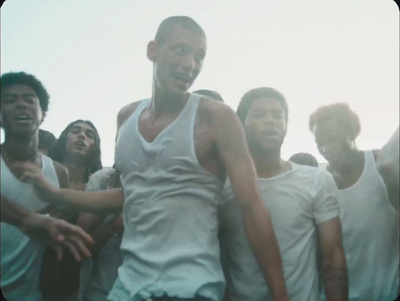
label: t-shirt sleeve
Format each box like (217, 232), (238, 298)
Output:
(313, 170), (341, 224)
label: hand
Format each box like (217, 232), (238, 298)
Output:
(11, 161), (57, 203)
(21, 213), (94, 261)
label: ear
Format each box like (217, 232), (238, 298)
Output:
(147, 41), (157, 62)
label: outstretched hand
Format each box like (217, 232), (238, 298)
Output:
(21, 213), (94, 261)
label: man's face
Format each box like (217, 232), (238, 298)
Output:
(65, 122), (96, 159)
(244, 97), (287, 153)
(312, 119), (353, 168)
(1, 84), (43, 136)
(151, 25), (206, 96)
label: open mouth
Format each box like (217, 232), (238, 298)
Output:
(74, 141), (86, 148)
(172, 73), (192, 85)
(15, 114), (32, 122)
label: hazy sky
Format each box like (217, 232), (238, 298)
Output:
(1, 0), (398, 166)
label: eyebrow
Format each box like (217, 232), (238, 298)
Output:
(3, 93), (37, 97)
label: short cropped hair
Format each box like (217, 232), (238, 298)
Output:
(155, 16), (206, 45)
(309, 103), (361, 140)
(289, 152), (319, 167)
(0, 71), (50, 112)
(51, 120), (102, 183)
(38, 129), (57, 155)
(193, 89), (224, 102)
(236, 87), (288, 124)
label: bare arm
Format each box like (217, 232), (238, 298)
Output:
(78, 213), (123, 253)
(212, 103), (289, 301)
(14, 161), (124, 213)
(318, 217), (348, 301)
(376, 127), (399, 185)
(1, 197), (93, 261)
(376, 127), (399, 212)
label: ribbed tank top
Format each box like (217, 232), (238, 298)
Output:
(1, 154), (60, 301)
(323, 150), (399, 301)
(111, 94), (225, 301)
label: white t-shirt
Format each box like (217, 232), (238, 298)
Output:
(220, 162), (340, 301)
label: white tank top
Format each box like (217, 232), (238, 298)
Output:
(111, 94), (225, 301)
(1, 154), (60, 301)
(327, 150), (399, 301)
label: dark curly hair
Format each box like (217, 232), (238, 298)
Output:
(236, 87), (288, 124)
(309, 103), (361, 140)
(1, 71), (50, 112)
(51, 120), (102, 182)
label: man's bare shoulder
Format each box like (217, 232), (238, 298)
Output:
(197, 97), (238, 126)
(117, 101), (142, 129)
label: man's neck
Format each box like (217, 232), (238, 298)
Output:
(63, 156), (88, 184)
(251, 148), (285, 178)
(331, 148), (364, 175)
(2, 134), (39, 163)
(151, 87), (189, 116)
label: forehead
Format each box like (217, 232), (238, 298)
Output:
(249, 97), (285, 112)
(313, 119), (344, 137)
(1, 84), (37, 97)
(69, 122), (95, 132)
(161, 25), (207, 49)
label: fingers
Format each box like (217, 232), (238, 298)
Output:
(61, 240), (82, 261)
(68, 234), (92, 260)
(54, 219), (93, 260)
(53, 245), (64, 261)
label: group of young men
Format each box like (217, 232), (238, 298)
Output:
(1, 16), (398, 301)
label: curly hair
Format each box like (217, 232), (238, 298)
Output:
(51, 120), (102, 182)
(309, 103), (361, 140)
(236, 87), (288, 124)
(1, 71), (50, 112)
(289, 152), (319, 167)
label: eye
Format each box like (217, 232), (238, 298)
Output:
(175, 46), (186, 56)
(86, 131), (95, 139)
(3, 96), (15, 103)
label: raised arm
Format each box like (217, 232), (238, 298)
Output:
(15, 161), (124, 213)
(377, 127), (399, 185)
(212, 103), (289, 301)
(317, 217), (348, 301)
(376, 127), (399, 212)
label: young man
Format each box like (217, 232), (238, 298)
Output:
(309, 103), (399, 301)
(0, 71), (93, 301)
(19, 16), (289, 301)
(220, 87), (348, 301)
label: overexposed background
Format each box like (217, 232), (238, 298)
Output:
(1, 0), (398, 166)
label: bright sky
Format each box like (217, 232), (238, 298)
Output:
(1, 0), (398, 166)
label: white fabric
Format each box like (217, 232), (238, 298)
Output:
(1, 154), (60, 301)
(327, 150), (399, 301)
(220, 162), (340, 301)
(110, 94), (225, 301)
(79, 167), (123, 301)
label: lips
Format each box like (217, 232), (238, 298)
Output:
(172, 73), (193, 85)
(15, 114), (32, 121)
(74, 141), (86, 148)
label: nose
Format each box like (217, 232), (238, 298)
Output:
(181, 54), (196, 73)
(15, 97), (28, 109)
